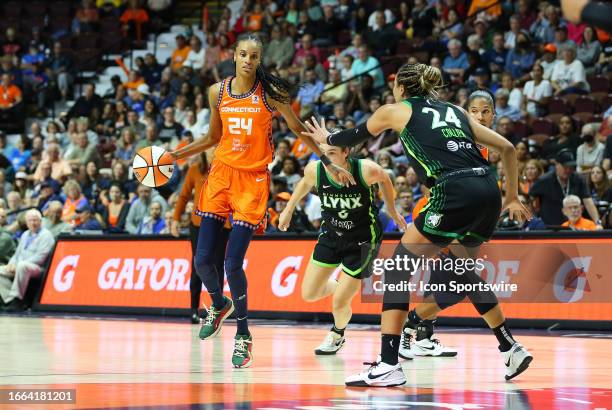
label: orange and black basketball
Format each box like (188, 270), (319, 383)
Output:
(132, 146), (175, 188)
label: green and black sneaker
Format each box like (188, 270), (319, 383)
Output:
(232, 334), (253, 368)
(199, 296), (234, 340)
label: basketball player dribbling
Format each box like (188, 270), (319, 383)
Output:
(170, 34), (353, 368)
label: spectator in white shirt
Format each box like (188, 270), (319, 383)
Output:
(540, 43), (558, 80)
(550, 44), (589, 95)
(184, 36), (206, 71)
(522, 63), (553, 117)
(577, 124), (605, 173)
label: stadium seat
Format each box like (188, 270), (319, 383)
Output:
(512, 120), (530, 140)
(560, 93), (581, 108)
(101, 31), (124, 54)
(571, 113), (593, 130)
(100, 17), (121, 32)
(413, 50), (429, 63)
(397, 40), (413, 55)
(49, 17), (72, 33)
(27, 1), (48, 17)
(588, 75), (610, 93)
(49, 1), (72, 18)
(75, 48), (101, 72)
(547, 98), (569, 115)
(337, 30), (352, 46)
(2, 1), (22, 18)
(73, 33), (100, 50)
(545, 113), (564, 124)
(601, 94), (612, 111)
(531, 118), (556, 136)
(528, 134), (550, 147)
(591, 92), (609, 106)
(574, 96), (598, 114)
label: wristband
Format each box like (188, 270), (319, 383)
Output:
(327, 124), (374, 147)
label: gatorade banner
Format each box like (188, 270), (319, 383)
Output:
(38, 237), (612, 321)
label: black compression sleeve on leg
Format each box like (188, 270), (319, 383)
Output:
(327, 123), (374, 147)
(381, 243), (417, 312)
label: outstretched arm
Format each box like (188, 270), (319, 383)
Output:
(273, 97), (355, 186)
(170, 83), (223, 161)
(361, 159), (408, 232)
(302, 103), (410, 147)
(278, 161), (317, 231)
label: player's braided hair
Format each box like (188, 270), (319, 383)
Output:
(395, 63), (443, 99)
(236, 33), (296, 104)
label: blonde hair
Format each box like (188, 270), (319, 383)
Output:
(63, 179), (82, 197)
(396, 63), (443, 99)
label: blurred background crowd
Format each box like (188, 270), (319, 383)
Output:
(0, 0), (611, 253)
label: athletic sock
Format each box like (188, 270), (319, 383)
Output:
(236, 317), (250, 336)
(492, 322), (516, 352)
(331, 325), (345, 337)
(406, 309), (422, 330)
(380, 334), (400, 365)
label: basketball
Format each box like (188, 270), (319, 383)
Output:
(132, 146), (175, 188)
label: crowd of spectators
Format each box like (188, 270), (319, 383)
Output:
(0, 0), (611, 258)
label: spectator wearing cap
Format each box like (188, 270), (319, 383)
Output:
(529, 149), (602, 226)
(68, 83), (103, 120)
(576, 124), (605, 173)
(184, 36), (206, 71)
(553, 26), (576, 60)
(522, 63), (552, 117)
(442, 40), (469, 83)
(136, 200), (165, 234)
(504, 30), (535, 80)
(12, 172), (32, 202)
(42, 201), (71, 237)
(170, 35), (191, 73)
(495, 89), (522, 122)
(74, 202), (103, 232)
(561, 195), (601, 230)
(540, 43), (558, 80)
(550, 44), (588, 95)
(0, 209), (54, 311)
(35, 181), (63, 212)
(34, 143), (72, 183)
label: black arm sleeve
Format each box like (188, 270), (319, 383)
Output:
(327, 123), (375, 148)
(581, 2), (612, 33)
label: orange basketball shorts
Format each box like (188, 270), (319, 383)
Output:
(196, 159), (270, 228)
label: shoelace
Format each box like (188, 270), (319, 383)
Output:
(401, 332), (412, 349)
(362, 361), (379, 370)
(203, 306), (219, 326)
(234, 338), (250, 358)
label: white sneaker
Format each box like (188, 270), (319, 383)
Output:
(412, 336), (458, 357)
(398, 327), (414, 360)
(345, 360), (406, 387)
(502, 343), (533, 380)
(314, 331), (345, 355)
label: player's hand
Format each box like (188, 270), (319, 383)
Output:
(170, 220), (180, 237)
(502, 196), (531, 224)
(560, 0), (588, 23)
(389, 209), (408, 232)
(325, 163), (356, 187)
(302, 116), (330, 145)
(278, 209), (292, 231)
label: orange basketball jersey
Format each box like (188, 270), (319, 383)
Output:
(477, 143), (489, 160)
(214, 77), (274, 171)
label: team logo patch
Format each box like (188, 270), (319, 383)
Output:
(252, 95), (259, 104)
(425, 212), (443, 228)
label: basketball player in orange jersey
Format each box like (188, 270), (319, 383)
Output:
(170, 33), (353, 368)
(397, 90), (532, 381)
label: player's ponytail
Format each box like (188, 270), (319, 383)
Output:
(236, 33), (296, 104)
(396, 63), (443, 99)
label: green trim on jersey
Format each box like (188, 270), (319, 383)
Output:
(315, 161), (320, 190)
(356, 158), (369, 188)
(321, 160), (352, 189)
(401, 99), (412, 108)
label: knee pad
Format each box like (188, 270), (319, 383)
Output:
(194, 248), (215, 272)
(380, 243), (419, 312)
(462, 269), (499, 315)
